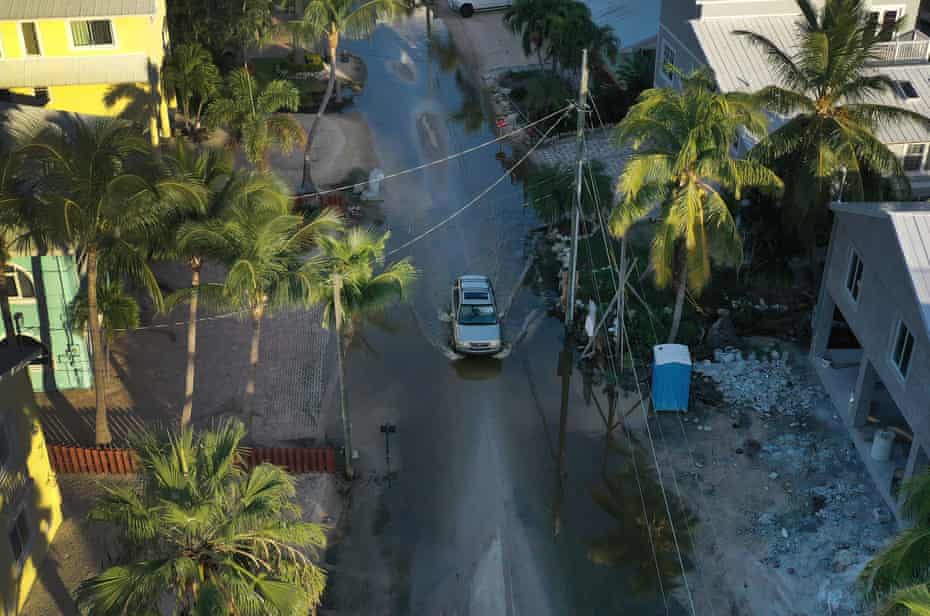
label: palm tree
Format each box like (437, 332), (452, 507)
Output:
(862, 470), (930, 614)
(75, 419), (327, 615)
(25, 117), (205, 445)
(736, 0), (930, 245)
(548, 1), (618, 73)
(207, 68), (304, 171)
(168, 192), (341, 427)
(69, 277), (141, 389)
(308, 228), (415, 478)
(158, 142), (235, 429)
(294, 0), (404, 190)
(525, 160), (612, 228)
(610, 70), (782, 343)
(163, 42), (222, 133)
(524, 73), (570, 121)
(504, 0), (567, 68)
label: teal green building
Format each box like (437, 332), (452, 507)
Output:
(2, 256), (92, 391)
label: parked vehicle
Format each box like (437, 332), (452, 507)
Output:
(447, 0), (511, 18)
(451, 275), (502, 354)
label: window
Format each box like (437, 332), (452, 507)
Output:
(904, 144), (926, 170)
(70, 20), (114, 47)
(0, 421), (9, 467)
(2, 265), (35, 300)
(20, 22), (40, 56)
(8, 510), (30, 567)
(845, 250), (864, 301)
(662, 43), (677, 82)
(890, 320), (915, 378)
(896, 80), (919, 99)
(881, 9), (899, 41)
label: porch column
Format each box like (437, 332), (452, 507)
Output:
(849, 357), (876, 428)
(899, 442), (928, 509)
(810, 294), (835, 363)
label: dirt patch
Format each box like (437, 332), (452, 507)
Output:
(649, 344), (894, 615)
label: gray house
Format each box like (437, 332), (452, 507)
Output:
(811, 201), (930, 518)
(654, 0), (930, 196)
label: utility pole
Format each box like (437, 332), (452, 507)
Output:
(565, 48), (589, 330)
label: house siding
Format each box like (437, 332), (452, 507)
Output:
(0, 367), (63, 616)
(823, 213), (930, 450)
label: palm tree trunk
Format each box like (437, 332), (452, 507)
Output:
(0, 254), (17, 343)
(333, 274), (354, 479)
(87, 250), (112, 446)
(667, 259), (688, 344)
(180, 258), (201, 430)
(300, 30), (339, 192)
(244, 302), (265, 433)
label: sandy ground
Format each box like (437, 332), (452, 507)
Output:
(636, 343), (894, 615)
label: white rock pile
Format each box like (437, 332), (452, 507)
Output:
(693, 347), (826, 417)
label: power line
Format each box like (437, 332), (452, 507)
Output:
(576, 125), (699, 615)
(386, 106), (573, 256)
(305, 105), (573, 198)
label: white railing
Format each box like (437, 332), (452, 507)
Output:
(871, 36), (930, 65)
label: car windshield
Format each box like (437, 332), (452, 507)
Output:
(458, 304), (497, 325)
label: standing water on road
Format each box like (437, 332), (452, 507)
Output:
(324, 9), (692, 614)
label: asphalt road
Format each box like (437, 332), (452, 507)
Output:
(323, 10), (688, 614)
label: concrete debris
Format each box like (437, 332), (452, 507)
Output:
(695, 347), (827, 417)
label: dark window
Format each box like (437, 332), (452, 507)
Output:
(71, 20), (114, 47)
(880, 10), (898, 41)
(897, 81), (919, 99)
(891, 320), (915, 378)
(904, 144), (926, 170)
(845, 250), (864, 301)
(2, 266), (35, 300)
(20, 22), (40, 56)
(0, 422), (9, 467)
(662, 44), (677, 82)
(8, 511), (29, 565)
(463, 292), (489, 300)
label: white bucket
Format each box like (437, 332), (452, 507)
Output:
(871, 430), (895, 462)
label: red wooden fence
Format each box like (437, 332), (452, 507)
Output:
(47, 445), (336, 475)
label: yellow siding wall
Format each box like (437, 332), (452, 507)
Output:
(0, 1), (171, 142)
(0, 370), (63, 616)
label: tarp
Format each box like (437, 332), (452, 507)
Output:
(652, 344), (691, 412)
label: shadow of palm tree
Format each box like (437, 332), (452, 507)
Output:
(587, 435), (696, 598)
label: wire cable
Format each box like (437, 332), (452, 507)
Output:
(305, 105), (573, 197)
(386, 106), (573, 256)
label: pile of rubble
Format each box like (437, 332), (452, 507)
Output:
(694, 347), (827, 417)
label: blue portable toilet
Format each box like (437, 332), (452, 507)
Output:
(652, 344), (692, 412)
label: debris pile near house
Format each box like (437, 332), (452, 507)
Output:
(693, 347), (826, 417)
(681, 347), (894, 615)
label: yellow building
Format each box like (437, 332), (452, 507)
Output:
(0, 342), (63, 616)
(0, 0), (172, 144)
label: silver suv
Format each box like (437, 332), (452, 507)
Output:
(452, 275), (502, 354)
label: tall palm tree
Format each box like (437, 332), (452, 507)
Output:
(168, 193), (341, 427)
(736, 0), (930, 245)
(207, 68), (304, 171)
(75, 419), (327, 615)
(294, 0), (404, 190)
(610, 70), (782, 343)
(862, 470), (930, 614)
(69, 277), (141, 388)
(159, 142), (235, 429)
(548, 1), (618, 73)
(163, 42), (222, 133)
(308, 228), (415, 478)
(25, 117), (205, 445)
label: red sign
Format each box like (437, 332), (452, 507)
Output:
(495, 117), (508, 129)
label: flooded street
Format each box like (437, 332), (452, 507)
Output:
(323, 10), (689, 614)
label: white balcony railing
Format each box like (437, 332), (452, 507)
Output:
(870, 32), (930, 65)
